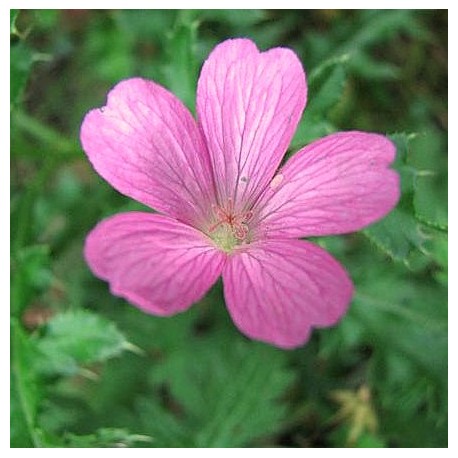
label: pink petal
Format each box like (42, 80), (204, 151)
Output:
(254, 131), (400, 238)
(223, 239), (353, 349)
(80, 78), (216, 227)
(196, 38), (307, 213)
(85, 212), (226, 316)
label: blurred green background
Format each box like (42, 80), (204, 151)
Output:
(11, 10), (447, 448)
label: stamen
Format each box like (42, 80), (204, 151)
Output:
(233, 223), (248, 240)
(243, 210), (253, 222)
(208, 200), (253, 245)
(208, 220), (224, 233)
(227, 197), (234, 215)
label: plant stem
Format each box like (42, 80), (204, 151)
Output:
(12, 157), (56, 253)
(12, 109), (81, 158)
(11, 320), (43, 447)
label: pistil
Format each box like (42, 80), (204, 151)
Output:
(207, 198), (253, 251)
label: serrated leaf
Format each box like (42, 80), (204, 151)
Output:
(424, 231), (448, 285)
(354, 271), (447, 383)
(362, 132), (438, 264)
(390, 131), (413, 162)
(136, 396), (192, 447)
(414, 173), (447, 230)
(389, 132), (417, 194)
(148, 339), (294, 447)
(307, 65), (347, 116)
(328, 244), (447, 447)
(34, 309), (129, 376)
(408, 128), (448, 230)
(363, 207), (427, 264)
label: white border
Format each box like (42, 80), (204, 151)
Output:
(6, 4), (452, 454)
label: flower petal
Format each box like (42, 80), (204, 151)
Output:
(80, 78), (215, 227)
(196, 38), (307, 213)
(223, 239), (353, 349)
(85, 212), (225, 316)
(254, 131), (400, 238)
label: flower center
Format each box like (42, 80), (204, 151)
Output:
(207, 198), (253, 252)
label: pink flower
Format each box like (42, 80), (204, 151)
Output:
(81, 38), (399, 349)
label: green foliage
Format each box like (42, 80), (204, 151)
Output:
(363, 207), (427, 264)
(10, 10), (47, 107)
(331, 10), (428, 81)
(10, 9), (19, 34)
(363, 133), (447, 267)
(55, 429), (152, 448)
(11, 41), (34, 105)
(163, 11), (199, 112)
(148, 339), (294, 447)
(291, 54), (348, 148)
(11, 321), (43, 447)
(307, 63), (347, 116)
(11, 245), (53, 314)
(410, 129), (448, 230)
(10, 10), (447, 448)
(33, 309), (130, 376)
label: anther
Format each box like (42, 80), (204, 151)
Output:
(208, 201), (253, 242)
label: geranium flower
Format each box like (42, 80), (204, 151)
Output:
(81, 38), (399, 349)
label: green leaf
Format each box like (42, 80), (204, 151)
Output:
(10, 41), (34, 105)
(148, 339), (294, 447)
(11, 321), (44, 447)
(354, 280), (447, 448)
(11, 245), (53, 316)
(12, 110), (81, 159)
(32, 10), (60, 30)
(10, 9), (19, 35)
(425, 231), (448, 285)
(362, 133), (434, 265)
(163, 11), (199, 112)
(81, 14), (133, 83)
(307, 53), (351, 86)
(290, 60), (347, 149)
(201, 9), (266, 28)
(34, 309), (130, 376)
(59, 428), (152, 448)
(307, 65), (347, 116)
(389, 132), (419, 195)
(290, 114), (336, 150)
(114, 10), (175, 42)
(408, 129), (447, 230)
(196, 346), (293, 447)
(135, 396), (192, 447)
(355, 432), (386, 448)
(337, 10), (423, 56)
(414, 173), (447, 230)
(354, 274), (447, 383)
(363, 207), (427, 264)
(350, 52), (400, 80)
